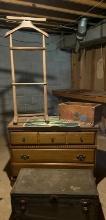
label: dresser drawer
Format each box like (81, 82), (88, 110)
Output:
(11, 148), (95, 163)
(66, 132), (95, 144)
(10, 132), (37, 145)
(38, 132), (66, 144)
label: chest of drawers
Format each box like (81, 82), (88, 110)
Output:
(8, 118), (97, 177)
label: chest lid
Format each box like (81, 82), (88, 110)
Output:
(11, 168), (98, 197)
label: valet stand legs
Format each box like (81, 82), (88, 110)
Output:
(42, 34), (49, 123)
(9, 34), (18, 125)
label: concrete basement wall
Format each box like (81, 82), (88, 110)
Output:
(0, 29), (71, 135)
(84, 22), (106, 42)
(60, 22), (106, 50)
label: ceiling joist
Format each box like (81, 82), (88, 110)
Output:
(0, 9), (75, 23)
(0, 0), (105, 34)
(34, 3), (106, 19)
(0, 0), (105, 20)
(64, 0), (106, 9)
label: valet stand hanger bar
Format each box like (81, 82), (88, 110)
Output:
(5, 16), (49, 124)
(5, 18), (48, 37)
(6, 16), (47, 22)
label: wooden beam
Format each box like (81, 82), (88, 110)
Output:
(0, 17), (69, 29)
(0, 0), (106, 19)
(0, 8), (75, 23)
(90, 49), (95, 90)
(0, 0), (31, 6)
(52, 89), (106, 103)
(71, 53), (80, 89)
(103, 47), (106, 90)
(64, 0), (106, 9)
(0, 21), (71, 34)
(34, 3), (106, 19)
(0, 1), (76, 23)
(2, 0), (106, 10)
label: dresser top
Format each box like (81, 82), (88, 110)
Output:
(8, 116), (98, 132)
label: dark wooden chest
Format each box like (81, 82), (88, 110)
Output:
(11, 168), (100, 220)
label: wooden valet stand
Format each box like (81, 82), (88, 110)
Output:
(5, 16), (49, 124)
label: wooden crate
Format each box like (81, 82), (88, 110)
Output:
(58, 102), (102, 126)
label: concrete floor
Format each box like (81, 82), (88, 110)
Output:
(96, 134), (106, 220)
(0, 136), (11, 220)
(0, 134), (106, 220)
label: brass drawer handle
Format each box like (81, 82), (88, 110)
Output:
(80, 137), (83, 143)
(20, 199), (27, 211)
(51, 138), (54, 143)
(22, 137), (26, 143)
(76, 154), (86, 161)
(20, 154), (29, 160)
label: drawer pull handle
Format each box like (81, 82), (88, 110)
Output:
(20, 199), (27, 211)
(22, 137), (26, 143)
(76, 154), (86, 161)
(81, 200), (90, 214)
(80, 137), (83, 143)
(51, 138), (54, 143)
(20, 155), (29, 160)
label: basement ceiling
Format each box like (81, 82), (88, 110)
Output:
(0, 0), (106, 34)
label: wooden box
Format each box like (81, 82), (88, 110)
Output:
(58, 102), (102, 126)
(11, 168), (100, 220)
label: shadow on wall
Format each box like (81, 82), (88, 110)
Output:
(0, 85), (12, 143)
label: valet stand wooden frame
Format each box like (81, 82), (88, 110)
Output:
(5, 16), (49, 125)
